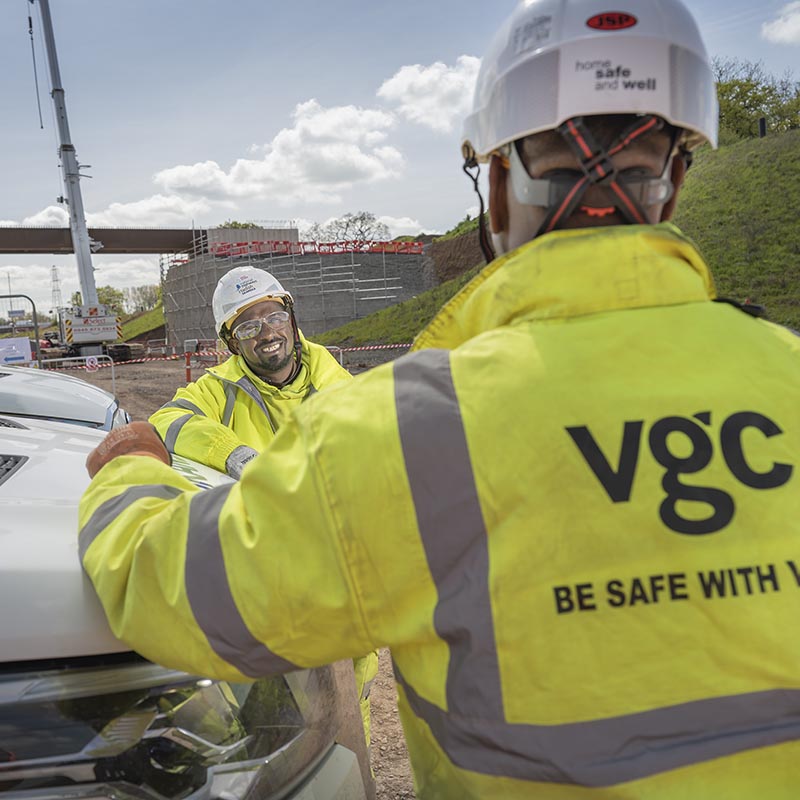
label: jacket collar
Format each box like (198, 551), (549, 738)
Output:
(414, 223), (717, 351)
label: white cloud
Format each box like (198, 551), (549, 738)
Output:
(93, 256), (160, 288)
(378, 215), (440, 238)
(154, 99), (403, 205)
(762, 2), (800, 43)
(87, 194), (211, 227)
(377, 55), (481, 133)
(23, 206), (69, 227)
(0, 220), (20, 227)
(0, 256), (163, 320)
(1, 195), (211, 231)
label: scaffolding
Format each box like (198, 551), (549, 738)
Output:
(160, 229), (425, 347)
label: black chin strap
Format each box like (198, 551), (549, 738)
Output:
(537, 115), (664, 237)
(463, 160), (496, 264)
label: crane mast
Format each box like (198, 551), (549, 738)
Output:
(36, 0), (98, 306)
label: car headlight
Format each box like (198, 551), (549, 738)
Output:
(0, 655), (341, 799)
(110, 405), (131, 430)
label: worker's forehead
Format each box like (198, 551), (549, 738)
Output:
(233, 298), (285, 324)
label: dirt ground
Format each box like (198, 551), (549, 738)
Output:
(75, 355), (415, 799)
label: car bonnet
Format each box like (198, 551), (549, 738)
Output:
(0, 416), (231, 663)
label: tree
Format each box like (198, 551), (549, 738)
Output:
(303, 211), (391, 242)
(712, 57), (800, 143)
(123, 285), (161, 314)
(217, 219), (261, 229)
(70, 286), (125, 314)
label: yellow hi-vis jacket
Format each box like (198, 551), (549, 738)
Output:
(146, 331), (378, 739)
(149, 332), (350, 472)
(80, 223), (800, 799)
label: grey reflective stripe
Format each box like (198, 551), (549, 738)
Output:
(235, 376), (276, 433)
(305, 383), (317, 398)
(395, 663), (800, 786)
(394, 349), (503, 719)
(184, 483), (298, 677)
(165, 413), (193, 453)
(222, 383), (237, 427)
(79, 485), (183, 562)
(162, 399), (206, 417)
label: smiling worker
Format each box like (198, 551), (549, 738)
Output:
(150, 265), (350, 480)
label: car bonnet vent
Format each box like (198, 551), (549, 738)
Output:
(0, 455), (27, 485)
(0, 417), (28, 429)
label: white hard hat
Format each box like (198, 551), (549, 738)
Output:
(212, 265), (293, 336)
(462, 0), (718, 163)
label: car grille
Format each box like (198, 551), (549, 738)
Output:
(0, 456), (27, 486)
(0, 418), (28, 429)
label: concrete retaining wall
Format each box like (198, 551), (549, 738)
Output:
(163, 249), (434, 347)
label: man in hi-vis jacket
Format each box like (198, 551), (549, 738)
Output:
(150, 264), (378, 744)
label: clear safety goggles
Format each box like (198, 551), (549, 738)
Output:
(507, 141), (674, 209)
(231, 310), (291, 341)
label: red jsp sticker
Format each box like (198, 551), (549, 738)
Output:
(586, 12), (638, 30)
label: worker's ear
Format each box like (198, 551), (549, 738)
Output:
(489, 154), (509, 234)
(227, 336), (240, 355)
(660, 153), (688, 221)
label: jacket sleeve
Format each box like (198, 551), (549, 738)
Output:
(79, 414), (378, 682)
(80, 361), (436, 682)
(149, 377), (245, 473)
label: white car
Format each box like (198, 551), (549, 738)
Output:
(0, 369), (371, 799)
(0, 364), (130, 430)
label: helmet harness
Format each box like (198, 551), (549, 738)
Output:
(465, 113), (688, 264)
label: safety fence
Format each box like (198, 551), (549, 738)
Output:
(36, 343), (413, 385)
(40, 354), (117, 395)
(145, 338), (177, 356)
(206, 240), (425, 259)
(181, 343), (412, 381)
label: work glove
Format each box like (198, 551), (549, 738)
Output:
(225, 445), (259, 480)
(86, 421), (171, 479)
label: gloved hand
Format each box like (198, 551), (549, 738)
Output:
(225, 445), (259, 480)
(86, 421), (171, 478)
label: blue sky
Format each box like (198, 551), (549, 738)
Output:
(0, 0), (798, 315)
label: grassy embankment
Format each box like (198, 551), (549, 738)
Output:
(316, 129), (800, 346)
(120, 303), (164, 340)
(673, 129), (800, 328)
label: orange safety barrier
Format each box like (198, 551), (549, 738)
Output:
(207, 240), (425, 258)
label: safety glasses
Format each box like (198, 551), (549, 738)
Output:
(231, 310), (291, 341)
(508, 141), (674, 209)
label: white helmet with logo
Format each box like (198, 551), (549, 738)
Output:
(462, 0), (718, 164)
(212, 265), (294, 337)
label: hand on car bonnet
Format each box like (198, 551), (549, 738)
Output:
(86, 421), (171, 478)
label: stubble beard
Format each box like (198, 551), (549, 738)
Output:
(251, 338), (294, 376)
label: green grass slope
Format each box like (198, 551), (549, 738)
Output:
(674, 129), (800, 328)
(120, 304), (165, 340)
